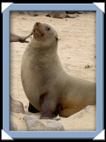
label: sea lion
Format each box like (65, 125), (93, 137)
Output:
(21, 22), (96, 118)
(10, 33), (32, 43)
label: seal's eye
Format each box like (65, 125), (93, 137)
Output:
(46, 27), (50, 31)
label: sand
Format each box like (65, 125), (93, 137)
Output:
(10, 12), (96, 131)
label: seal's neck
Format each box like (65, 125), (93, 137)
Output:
(29, 38), (58, 56)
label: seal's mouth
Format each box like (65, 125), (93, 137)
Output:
(35, 29), (44, 37)
(33, 22), (45, 39)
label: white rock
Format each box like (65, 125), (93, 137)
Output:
(41, 119), (64, 131)
(24, 114), (64, 131)
(10, 112), (27, 131)
(24, 114), (45, 131)
(10, 97), (25, 113)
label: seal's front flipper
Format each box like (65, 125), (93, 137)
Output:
(40, 92), (57, 119)
(28, 103), (39, 113)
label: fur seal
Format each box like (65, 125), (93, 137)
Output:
(21, 22), (96, 118)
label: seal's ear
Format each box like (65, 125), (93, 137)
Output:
(55, 36), (58, 41)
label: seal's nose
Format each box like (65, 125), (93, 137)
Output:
(36, 22), (40, 26)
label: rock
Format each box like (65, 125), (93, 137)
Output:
(10, 97), (25, 113)
(24, 114), (46, 131)
(46, 12), (79, 19)
(10, 120), (18, 131)
(41, 119), (64, 131)
(10, 112), (27, 131)
(28, 12), (49, 16)
(46, 12), (68, 19)
(66, 11), (82, 14)
(53, 115), (61, 121)
(24, 114), (64, 131)
(26, 12), (39, 16)
(85, 64), (91, 69)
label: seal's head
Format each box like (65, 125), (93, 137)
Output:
(32, 22), (58, 47)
